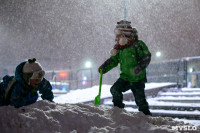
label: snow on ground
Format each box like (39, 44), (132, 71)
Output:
(104, 99), (200, 108)
(54, 84), (112, 103)
(173, 118), (200, 127)
(1, 100), (199, 133)
(159, 92), (200, 96)
(1, 82), (200, 133)
(54, 83), (175, 104)
(125, 107), (200, 115)
(181, 88), (200, 91)
(104, 98), (200, 127)
(153, 96), (200, 101)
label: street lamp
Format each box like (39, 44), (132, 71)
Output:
(156, 51), (161, 57)
(85, 61), (92, 68)
(189, 68), (194, 73)
(83, 61), (93, 87)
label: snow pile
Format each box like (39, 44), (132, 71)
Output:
(0, 100), (199, 133)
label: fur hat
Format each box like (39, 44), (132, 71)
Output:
(22, 58), (45, 83)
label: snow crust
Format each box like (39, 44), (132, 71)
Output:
(0, 100), (199, 133)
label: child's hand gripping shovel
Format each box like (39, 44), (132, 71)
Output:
(94, 69), (103, 105)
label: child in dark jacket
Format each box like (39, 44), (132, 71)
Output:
(0, 58), (54, 108)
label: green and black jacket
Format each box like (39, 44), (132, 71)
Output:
(100, 40), (151, 82)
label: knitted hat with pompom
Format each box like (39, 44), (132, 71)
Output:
(22, 58), (45, 84)
(110, 20), (138, 56)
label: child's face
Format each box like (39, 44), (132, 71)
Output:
(116, 34), (125, 42)
(29, 79), (42, 89)
(116, 34), (124, 39)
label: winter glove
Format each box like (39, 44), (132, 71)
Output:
(98, 57), (117, 74)
(98, 66), (106, 74)
(133, 66), (142, 76)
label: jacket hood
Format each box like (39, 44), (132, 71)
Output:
(15, 61), (28, 87)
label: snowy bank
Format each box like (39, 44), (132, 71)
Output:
(0, 100), (199, 133)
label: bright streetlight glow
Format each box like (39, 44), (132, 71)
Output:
(83, 76), (87, 80)
(189, 68), (193, 72)
(85, 61), (92, 68)
(156, 51), (161, 57)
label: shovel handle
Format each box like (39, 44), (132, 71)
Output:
(99, 69), (103, 96)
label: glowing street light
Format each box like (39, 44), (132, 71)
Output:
(156, 51), (161, 57)
(189, 68), (194, 72)
(84, 61), (93, 87)
(85, 61), (92, 68)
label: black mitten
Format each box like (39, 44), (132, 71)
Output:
(133, 66), (142, 76)
(98, 65), (106, 74)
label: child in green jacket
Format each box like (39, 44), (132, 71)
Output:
(98, 20), (152, 115)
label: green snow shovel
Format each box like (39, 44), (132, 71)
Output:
(94, 69), (103, 105)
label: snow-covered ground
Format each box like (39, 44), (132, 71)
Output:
(53, 82), (176, 103)
(53, 82), (200, 127)
(1, 82), (200, 133)
(0, 100), (199, 133)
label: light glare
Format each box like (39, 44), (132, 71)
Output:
(85, 61), (92, 68)
(156, 52), (161, 57)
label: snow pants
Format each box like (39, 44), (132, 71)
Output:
(0, 82), (5, 106)
(110, 78), (150, 111)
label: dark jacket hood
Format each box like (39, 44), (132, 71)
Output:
(15, 61), (28, 87)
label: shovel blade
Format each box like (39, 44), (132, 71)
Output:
(94, 69), (103, 105)
(94, 95), (100, 105)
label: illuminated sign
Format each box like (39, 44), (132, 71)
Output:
(59, 72), (67, 78)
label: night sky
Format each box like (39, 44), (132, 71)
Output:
(0, 0), (200, 72)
